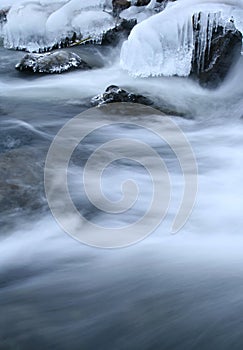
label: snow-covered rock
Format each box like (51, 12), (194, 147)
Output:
(2, 0), (116, 52)
(120, 0), (243, 78)
(91, 85), (153, 106)
(15, 51), (91, 74)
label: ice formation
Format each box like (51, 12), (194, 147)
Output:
(0, 0), (20, 8)
(120, 0), (168, 23)
(2, 0), (115, 51)
(120, 0), (243, 77)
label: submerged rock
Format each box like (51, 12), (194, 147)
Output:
(191, 13), (242, 88)
(0, 148), (44, 213)
(0, 122), (46, 152)
(15, 51), (91, 74)
(91, 85), (153, 106)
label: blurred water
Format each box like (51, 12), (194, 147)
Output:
(0, 43), (243, 349)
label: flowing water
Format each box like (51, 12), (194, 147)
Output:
(0, 18), (243, 350)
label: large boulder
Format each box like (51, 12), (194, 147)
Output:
(120, 3), (242, 86)
(191, 13), (242, 88)
(15, 51), (91, 74)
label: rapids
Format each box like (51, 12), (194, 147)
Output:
(0, 1), (243, 349)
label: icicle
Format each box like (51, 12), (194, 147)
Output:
(194, 11), (233, 71)
(207, 13), (214, 59)
(121, 0), (243, 78)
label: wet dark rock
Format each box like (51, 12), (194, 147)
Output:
(112, 0), (131, 16)
(136, 0), (151, 5)
(91, 85), (153, 106)
(102, 19), (137, 45)
(0, 8), (9, 24)
(15, 51), (91, 74)
(136, 0), (176, 4)
(191, 14), (242, 88)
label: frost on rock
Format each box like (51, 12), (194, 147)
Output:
(91, 84), (153, 106)
(15, 51), (91, 74)
(120, 0), (243, 77)
(2, 0), (115, 52)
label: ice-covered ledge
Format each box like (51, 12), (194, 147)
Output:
(120, 0), (243, 78)
(1, 0), (116, 52)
